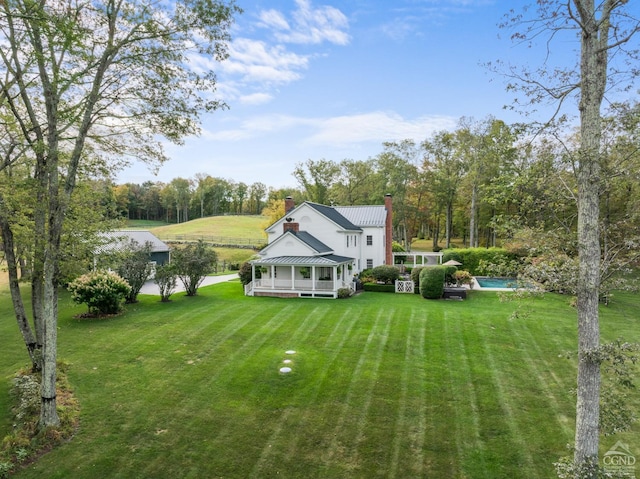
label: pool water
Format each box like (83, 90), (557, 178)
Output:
(476, 277), (519, 289)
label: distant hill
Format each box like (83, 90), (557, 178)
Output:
(150, 215), (268, 243)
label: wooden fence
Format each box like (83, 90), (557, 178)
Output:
(160, 235), (265, 249)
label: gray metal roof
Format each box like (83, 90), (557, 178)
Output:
(97, 230), (169, 254)
(290, 231), (333, 253)
(252, 254), (354, 265)
(306, 202), (362, 231)
(335, 205), (387, 227)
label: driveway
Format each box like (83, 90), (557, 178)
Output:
(139, 273), (239, 295)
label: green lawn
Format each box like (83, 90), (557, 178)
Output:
(1, 285), (638, 478)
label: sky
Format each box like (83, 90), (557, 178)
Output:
(116, 0), (584, 190)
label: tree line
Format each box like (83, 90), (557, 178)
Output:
(113, 110), (640, 257)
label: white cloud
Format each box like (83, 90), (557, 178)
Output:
(261, 0), (350, 45)
(202, 111), (457, 146)
(305, 111), (457, 145)
(258, 9), (290, 31)
(238, 92), (274, 105)
(221, 38), (309, 85)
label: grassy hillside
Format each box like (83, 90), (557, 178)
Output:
(150, 215), (267, 240)
(2, 284), (638, 478)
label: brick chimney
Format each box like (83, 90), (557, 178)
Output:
(285, 196), (295, 214)
(283, 221), (299, 233)
(385, 194), (393, 265)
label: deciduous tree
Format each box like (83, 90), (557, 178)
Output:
(0, 0), (239, 428)
(499, 1), (640, 475)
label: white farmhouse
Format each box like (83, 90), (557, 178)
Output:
(244, 195), (394, 298)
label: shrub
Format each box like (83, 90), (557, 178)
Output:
(420, 266), (446, 299)
(370, 265), (400, 284)
(154, 264), (178, 302)
(363, 283), (396, 293)
(337, 287), (352, 298)
(411, 266), (425, 294)
(10, 373), (40, 426)
(444, 265), (458, 285)
(452, 270), (474, 288)
(68, 270), (131, 315)
(115, 241), (154, 303)
(172, 240), (218, 296)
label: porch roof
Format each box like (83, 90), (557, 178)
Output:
(252, 254), (354, 266)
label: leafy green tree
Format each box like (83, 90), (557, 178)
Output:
(115, 242), (154, 304)
(375, 140), (420, 249)
(0, 0), (239, 428)
(293, 159), (340, 204)
(423, 131), (464, 249)
(247, 182), (267, 215)
(172, 241), (218, 296)
(500, 1), (640, 474)
(331, 159), (379, 206)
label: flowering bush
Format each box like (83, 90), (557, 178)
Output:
(452, 270), (474, 288)
(68, 270), (131, 315)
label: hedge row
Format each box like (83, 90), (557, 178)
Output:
(442, 247), (518, 276)
(363, 283), (396, 293)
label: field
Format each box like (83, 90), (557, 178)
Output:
(150, 215), (267, 240)
(1, 283), (638, 478)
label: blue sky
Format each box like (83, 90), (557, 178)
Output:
(117, 0), (576, 189)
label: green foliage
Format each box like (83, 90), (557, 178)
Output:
(10, 374), (40, 427)
(452, 270), (474, 287)
(67, 270), (131, 315)
(172, 240), (218, 296)
(363, 283), (395, 293)
(115, 241), (154, 303)
(442, 248), (519, 276)
(369, 265), (400, 284)
(410, 266), (425, 294)
(444, 265), (458, 285)
(238, 262), (253, 285)
(392, 241), (407, 263)
(337, 287), (352, 298)
(420, 266), (446, 299)
(1, 365), (79, 478)
(153, 264), (178, 302)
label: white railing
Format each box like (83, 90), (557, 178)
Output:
(252, 279), (335, 291)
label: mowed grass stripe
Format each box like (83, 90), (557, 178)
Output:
(475, 319), (536, 474)
(320, 310), (389, 471)
(248, 307), (361, 475)
(507, 320), (575, 439)
(445, 311), (487, 478)
(246, 306), (352, 476)
(388, 309), (423, 479)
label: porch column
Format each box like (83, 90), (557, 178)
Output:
(291, 265), (295, 290)
(311, 266), (316, 291)
(270, 265), (275, 289)
(333, 265), (338, 291)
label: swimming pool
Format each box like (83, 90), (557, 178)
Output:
(475, 277), (519, 289)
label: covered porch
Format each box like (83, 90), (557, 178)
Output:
(244, 255), (356, 299)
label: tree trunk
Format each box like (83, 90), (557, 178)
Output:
(573, 0), (609, 473)
(0, 210), (41, 371)
(445, 201), (452, 248)
(469, 184), (478, 247)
